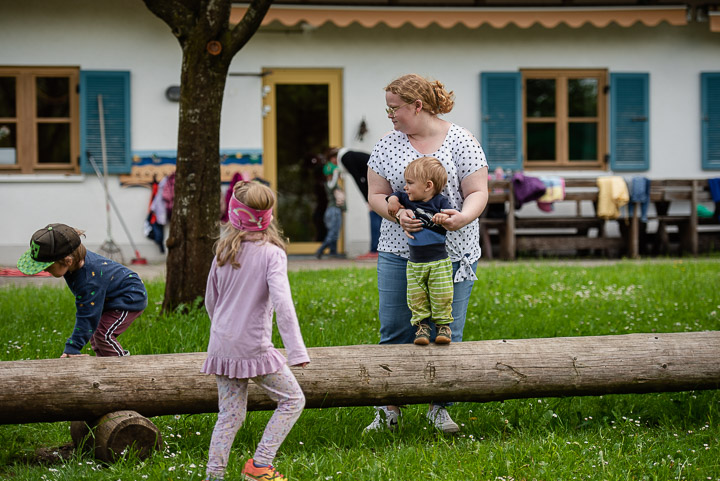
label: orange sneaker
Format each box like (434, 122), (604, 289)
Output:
(242, 459), (286, 480)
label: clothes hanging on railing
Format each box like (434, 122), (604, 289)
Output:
(536, 176), (565, 212)
(144, 177), (166, 253)
(597, 176), (629, 220)
(512, 172), (546, 209)
(627, 176), (650, 223)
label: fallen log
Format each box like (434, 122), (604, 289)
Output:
(1, 331), (719, 425)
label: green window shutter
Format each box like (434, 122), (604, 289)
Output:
(80, 71), (131, 174)
(610, 73), (649, 171)
(480, 72), (522, 171)
(701, 72), (720, 170)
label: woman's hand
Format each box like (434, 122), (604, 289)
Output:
(436, 208), (469, 231)
(60, 353), (89, 358)
(397, 208), (422, 239)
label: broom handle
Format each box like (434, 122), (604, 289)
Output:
(97, 95), (112, 241)
(87, 153), (141, 255)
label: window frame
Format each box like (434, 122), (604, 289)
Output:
(0, 66), (80, 175)
(521, 68), (608, 170)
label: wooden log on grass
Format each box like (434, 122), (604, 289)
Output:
(70, 410), (162, 463)
(1, 331), (719, 425)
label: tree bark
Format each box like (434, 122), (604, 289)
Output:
(141, 0), (273, 312)
(1, 332), (719, 425)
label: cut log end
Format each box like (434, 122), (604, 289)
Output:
(71, 410), (162, 463)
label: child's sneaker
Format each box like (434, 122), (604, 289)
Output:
(414, 322), (431, 345)
(242, 459), (285, 480)
(427, 405), (460, 433)
(435, 324), (452, 344)
(363, 406), (400, 432)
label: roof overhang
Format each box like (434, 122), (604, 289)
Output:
(231, 4), (690, 30)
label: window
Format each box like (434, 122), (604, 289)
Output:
(522, 69), (607, 169)
(482, 69), (648, 172)
(0, 67), (80, 174)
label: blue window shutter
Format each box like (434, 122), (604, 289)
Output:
(80, 71), (131, 174)
(480, 72), (522, 171)
(610, 73), (649, 171)
(701, 72), (720, 170)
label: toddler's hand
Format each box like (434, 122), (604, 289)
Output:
(387, 197), (402, 218)
(432, 212), (450, 224)
(292, 362), (309, 368)
(60, 353), (89, 358)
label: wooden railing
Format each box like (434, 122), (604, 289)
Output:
(480, 177), (720, 260)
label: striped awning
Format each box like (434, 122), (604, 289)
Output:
(231, 4), (689, 30)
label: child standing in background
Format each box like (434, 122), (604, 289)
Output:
(203, 181), (310, 481)
(16, 223), (147, 357)
(387, 157), (454, 346)
(315, 152), (346, 259)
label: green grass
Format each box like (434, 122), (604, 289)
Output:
(1, 259), (719, 480)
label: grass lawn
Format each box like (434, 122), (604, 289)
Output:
(0, 258), (719, 480)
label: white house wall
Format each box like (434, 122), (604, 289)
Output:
(1, 0), (719, 265)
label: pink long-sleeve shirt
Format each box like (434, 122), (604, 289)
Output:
(201, 241), (310, 379)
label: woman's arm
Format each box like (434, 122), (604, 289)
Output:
(440, 167), (489, 231)
(367, 168), (394, 221)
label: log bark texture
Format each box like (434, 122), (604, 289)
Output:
(2, 332), (719, 424)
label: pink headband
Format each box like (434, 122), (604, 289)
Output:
(228, 196), (273, 232)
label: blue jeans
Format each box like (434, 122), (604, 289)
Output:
(377, 251), (477, 345)
(318, 206), (342, 255)
(369, 211), (382, 253)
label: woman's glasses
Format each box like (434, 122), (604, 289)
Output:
(385, 101), (412, 117)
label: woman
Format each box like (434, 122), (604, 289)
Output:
(366, 74), (489, 433)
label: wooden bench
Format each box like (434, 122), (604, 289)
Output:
(480, 178), (630, 260)
(629, 179), (720, 256)
(481, 177), (720, 260)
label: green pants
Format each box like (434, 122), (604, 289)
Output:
(406, 257), (454, 326)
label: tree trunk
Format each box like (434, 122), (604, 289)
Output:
(1, 332), (719, 425)
(140, 0), (274, 312)
(162, 43), (226, 312)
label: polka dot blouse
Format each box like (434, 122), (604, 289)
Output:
(368, 123), (488, 280)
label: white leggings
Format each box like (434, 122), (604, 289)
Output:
(206, 364), (305, 478)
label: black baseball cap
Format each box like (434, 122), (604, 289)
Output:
(16, 224), (81, 275)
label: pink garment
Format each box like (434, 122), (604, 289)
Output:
(228, 196), (273, 232)
(202, 241), (310, 379)
(221, 172), (249, 222)
(162, 172), (176, 219)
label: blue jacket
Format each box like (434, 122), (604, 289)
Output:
(63, 250), (147, 354)
(390, 191), (453, 263)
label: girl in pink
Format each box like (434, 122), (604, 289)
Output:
(202, 181), (310, 481)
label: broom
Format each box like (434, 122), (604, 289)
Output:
(90, 94), (147, 265)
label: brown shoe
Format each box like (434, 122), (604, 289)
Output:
(435, 324), (452, 344)
(414, 322), (431, 345)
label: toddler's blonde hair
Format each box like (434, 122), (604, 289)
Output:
(405, 157), (447, 196)
(215, 181), (286, 268)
